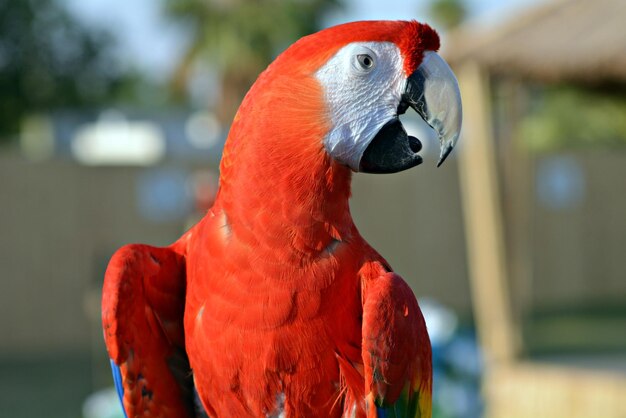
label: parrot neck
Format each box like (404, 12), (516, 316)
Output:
(216, 144), (355, 252)
(212, 68), (358, 254)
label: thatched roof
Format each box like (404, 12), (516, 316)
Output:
(444, 0), (626, 83)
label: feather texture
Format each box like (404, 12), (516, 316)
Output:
(103, 20), (438, 418)
(102, 239), (198, 418)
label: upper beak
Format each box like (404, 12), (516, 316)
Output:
(358, 51), (462, 173)
(402, 51), (462, 167)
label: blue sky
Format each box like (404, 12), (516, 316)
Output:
(64, 0), (542, 80)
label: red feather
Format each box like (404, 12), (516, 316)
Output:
(103, 20), (436, 418)
(102, 239), (195, 418)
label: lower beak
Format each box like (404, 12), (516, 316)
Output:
(359, 51), (462, 173)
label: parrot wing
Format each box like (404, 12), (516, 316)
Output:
(361, 268), (432, 418)
(102, 243), (201, 418)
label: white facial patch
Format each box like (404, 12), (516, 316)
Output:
(315, 41), (407, 170)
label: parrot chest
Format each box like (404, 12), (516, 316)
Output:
(183, 216), (365, 417)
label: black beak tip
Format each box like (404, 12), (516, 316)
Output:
(414, 154), (424, 167)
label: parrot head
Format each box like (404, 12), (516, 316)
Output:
(222, 20), (463, 207)
(270, 20), (462, 174)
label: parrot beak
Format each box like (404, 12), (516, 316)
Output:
(404, 51), (462, 167)
(359, 51), (462, 173)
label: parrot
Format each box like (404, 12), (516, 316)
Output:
(102, 20), (462, 418)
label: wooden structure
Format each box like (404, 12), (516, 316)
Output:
(446, 0), (626, 84)
(445, 0), (626, 417)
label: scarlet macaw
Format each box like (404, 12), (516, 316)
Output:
(102, 20), (461, 418)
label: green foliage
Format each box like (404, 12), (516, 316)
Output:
(0, 0), (134, 142)
(428, 0), (467, 30)
(167, 0), (339, 69)
(164, 0), (341, 120)
(520, 85), (626, 152)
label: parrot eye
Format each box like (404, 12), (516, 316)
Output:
(357, 54), (374, 69)
(348, 45), (377, 74)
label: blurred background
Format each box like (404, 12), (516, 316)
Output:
(1, 0), (625, 417)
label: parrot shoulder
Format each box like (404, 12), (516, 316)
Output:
(102, 238), (200, 418)
(359, 261), (433, 418)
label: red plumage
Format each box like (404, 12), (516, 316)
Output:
(103, 20), (436, 418)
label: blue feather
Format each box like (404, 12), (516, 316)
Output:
(376, 406), (388, 418)
(110, 359), (129, 418)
